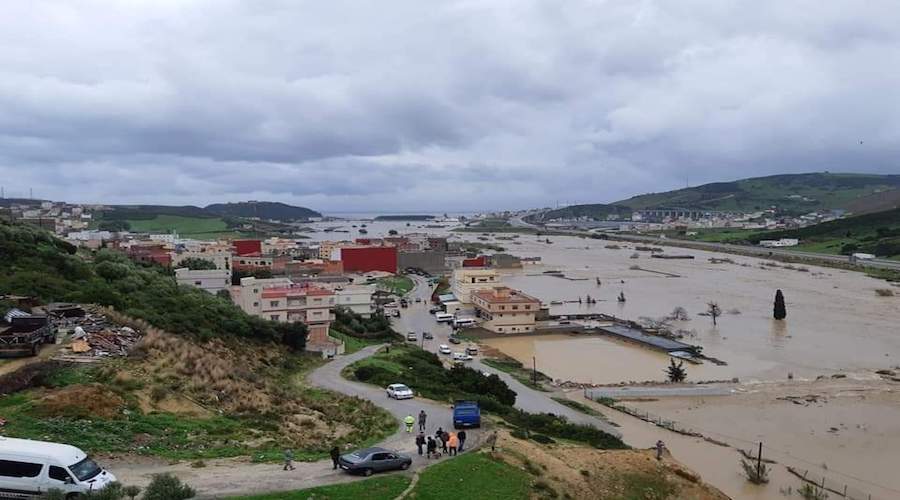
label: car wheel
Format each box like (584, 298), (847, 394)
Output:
(363, 468), (374, 477)
(400, 462), (410, 470)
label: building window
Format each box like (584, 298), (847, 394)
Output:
(524, 305), (531, 310)
(270, 314), (280, 321)
(512, 305), (519, 310)
(270, 300), (280, 307)
(253, 288), (259, 293)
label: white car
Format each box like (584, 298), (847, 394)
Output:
(386, 383), (414, 400)
(452, 352), (472, 362)
(439, 344), (451, 355)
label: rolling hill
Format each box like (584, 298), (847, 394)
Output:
(537, 173), (900, 221)
(205, 201), (321, 221)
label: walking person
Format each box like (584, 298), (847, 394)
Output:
(404, 414), (415, 433)
(418, 410), (427, 432)
(447, 432), (458, 456)
(330, 445), (341, 470)
(656, 440), (666, 460)
(426, 436), (437, 458)
(435, 427), (444, 441)
(487, 431), (498, 452)
(283, 449), (295, 471)
(457, 430), (467, 452)
(415, 432), (426, 456)
(440, 430), (449, 453)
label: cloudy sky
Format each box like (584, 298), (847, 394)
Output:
(2, 1), (899, 213)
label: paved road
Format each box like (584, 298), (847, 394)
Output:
(399, 276), (622, 438)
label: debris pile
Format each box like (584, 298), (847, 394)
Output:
(54, 312), (142, 361)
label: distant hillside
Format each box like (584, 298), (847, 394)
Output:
(538, 173), (900, 221)
(205, 201), (320, 221)
(100, 205), (215, 220)
(748, 207), (900, 258)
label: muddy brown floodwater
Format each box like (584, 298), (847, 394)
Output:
(471, 233), (900, 499)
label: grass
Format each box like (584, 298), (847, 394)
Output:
(376, 275), (415, 296)
(408, 451), (531, 500)
(125, 215), (229, 237)
(232, 474), (411, 500)
(550, 397), (611, 421)
(612, 472), (678, 500)
(481, 358), (552, 392)
(330, 329), (382, 354)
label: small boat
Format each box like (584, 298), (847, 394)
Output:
(550, 300), (563, 305)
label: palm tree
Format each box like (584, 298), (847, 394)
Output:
(666, 359), (687, 382)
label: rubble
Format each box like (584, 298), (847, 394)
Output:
(53, 311), (143, 361)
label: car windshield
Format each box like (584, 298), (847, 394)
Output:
(69, 457), (102, 482)
(394, 385), (410, 392)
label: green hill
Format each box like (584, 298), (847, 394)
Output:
(538, 173), (900, 220)
(205, 201), (320, 221)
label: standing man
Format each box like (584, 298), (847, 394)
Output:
(418, 409), (428, 432)
(447, 432), (458, 456)
(415, 432), (426, 456)
(330, 445), (341, 470)
(283, 449), (295, 471)
(487, 431), (498, 452)
(656, 440), (666, 460)
(404, 414), (415, 433)
(457, 429), (467, 452)
(440, 430), (449, 454)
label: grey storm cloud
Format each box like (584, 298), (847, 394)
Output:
(1, 0), (899, 211)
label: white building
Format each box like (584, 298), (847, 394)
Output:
(451, 268), (501, 305)
(175, 268), (232, 294)
(333, 284), (376, 317)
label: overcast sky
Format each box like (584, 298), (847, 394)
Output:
(2, 1), (899, 213)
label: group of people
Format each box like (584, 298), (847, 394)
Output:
(415, 427), (467, 458)
(407, 409), (469, 459)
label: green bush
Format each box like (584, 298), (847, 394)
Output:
(143, 473), (195, 500)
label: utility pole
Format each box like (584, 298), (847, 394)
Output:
(757, 442), (763, 480)
(532, 356), (537, 385)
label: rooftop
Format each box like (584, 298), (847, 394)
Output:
(473, 286), (539, 305)
(261, 284), (334, 298)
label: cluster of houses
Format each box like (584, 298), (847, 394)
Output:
(1, 200), (97, 234)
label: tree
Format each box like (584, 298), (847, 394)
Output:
(773, 289), (786, 320)
(666, 358), (687, 383)
(143, 473), (195, 500)
(839, 242), (858, 255)
(216, 289), (232, 302)
(669, 306), (690, 321)
(98, 220), (131, 232)
(178, 257), (217, 270)
(707, 302), (721, 326)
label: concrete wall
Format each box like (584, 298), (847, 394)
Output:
(398, 250), (447, 274)
(175, 268), (232, 294)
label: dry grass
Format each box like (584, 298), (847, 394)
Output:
(36, 384), (126, 419)
(875, 288), (895, 297)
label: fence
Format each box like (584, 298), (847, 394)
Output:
(586, 394), (890, 500)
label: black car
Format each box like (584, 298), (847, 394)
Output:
(422, 331), (434, 340)
(338, 447), (412, 476)
(448, 336), (461, 344)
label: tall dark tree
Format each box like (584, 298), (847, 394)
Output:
(773, 289), (787, 320)
(666, 358), (687, 383)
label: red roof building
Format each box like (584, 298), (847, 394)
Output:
(340, 246), (398, 274)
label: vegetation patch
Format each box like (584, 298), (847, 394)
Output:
(409, 451), (531, 500)
(376, 275), (415, 295)
(482, 357), (553, 391)
(233, 474), (411, 500)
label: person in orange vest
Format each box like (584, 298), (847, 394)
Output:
(447, 432), (459, 456)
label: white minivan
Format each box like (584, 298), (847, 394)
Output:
(452, 317), (476, 328)
(435, 312), (454, 323)
(0, 437), (117, 498)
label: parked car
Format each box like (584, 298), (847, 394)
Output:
(452, 317), (477, 328)
(452, 400), (482, 429)
(386, 384), (414, 400)
(338, 447), (412, 476)
(406, 331), (417, 342)
(415, 297), (422, 303)
(448, 336), (461, 345)
(429, 307), (442, 314)
(439, 344), (451, 355)
(0, 437), (118, 497)
(422, 331), (433, 340)
(435, 312), (454, 323)
(400, 299), (408, 308)
(391, 309), (401, 318)
(452, 352), (472, 362)
(465, 346), (479, 356)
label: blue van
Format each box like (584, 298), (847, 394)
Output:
(452, 401), (481, 428)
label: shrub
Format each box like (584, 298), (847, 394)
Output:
(531, 433), (556, 444)
(143, 473), (195, 500)
(875, 289), (895, 297)
(740, 457), (770, 484)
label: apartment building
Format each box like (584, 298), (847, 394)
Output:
(472, 286), (540, 334)
(231, 277), (336, 349)
(332, 284), (376, 317)
(174, 268), (231, 294)
(451, 268), (501, 304)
